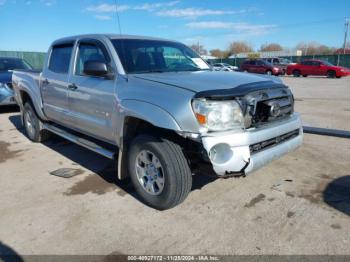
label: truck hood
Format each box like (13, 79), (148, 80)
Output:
(133, 71), (282, 93)
(0, 71), (12, 83)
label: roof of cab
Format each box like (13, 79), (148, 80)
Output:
(51, 34), (176, 46)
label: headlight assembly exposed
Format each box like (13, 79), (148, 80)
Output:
(192, 99), (244, 132)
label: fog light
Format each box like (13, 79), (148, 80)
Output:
(209, 143), (233, 164)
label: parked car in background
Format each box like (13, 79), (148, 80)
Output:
(0, 57), (32, 106)
(263, 57), (293, 75)
(213, 63), (239, 71)
(286, 59), (350, 78)
(12, 34), (302, 210)
(240, 59), (282, 76)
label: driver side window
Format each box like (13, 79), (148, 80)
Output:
(75, 43), (108, 76)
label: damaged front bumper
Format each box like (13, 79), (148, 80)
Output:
(201, 113), (303, 176)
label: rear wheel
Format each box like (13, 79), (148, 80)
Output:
(128, 135), (192, 210)
(302, 75), (308, 77)
(23, 103), (50, 142)
(293, 70), (301, 77)
(327, 70), (336, 78)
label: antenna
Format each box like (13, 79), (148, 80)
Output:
(114, 0), (128, 80)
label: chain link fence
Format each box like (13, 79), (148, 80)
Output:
(0, 51), (46, 70)
(209, 54), (350, 68)
(1, 51), (350, 71)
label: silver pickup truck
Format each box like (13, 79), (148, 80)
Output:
(12, 34), (303, 209)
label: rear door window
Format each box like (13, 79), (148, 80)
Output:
(49, 44), (74, 74)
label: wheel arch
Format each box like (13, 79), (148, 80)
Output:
(116, 100), (189, 180)
(18, 90), (46, 124)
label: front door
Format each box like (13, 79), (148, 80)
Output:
(67, 40), (116, 142)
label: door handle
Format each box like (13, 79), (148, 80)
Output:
(68, 83), (78, 90)
(42, 79), (50, 85)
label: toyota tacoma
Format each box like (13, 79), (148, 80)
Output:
(12, 34), (303, 209)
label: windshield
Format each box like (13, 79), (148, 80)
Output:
(0, 58), (32, 72)
(112, 39), (210, 73)
(322, 60), (334, 66)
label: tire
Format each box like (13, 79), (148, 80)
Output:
(336, 76), (341, 79)
(266, 70), (272, 75)
(128, 135), (192, 210)
(23, 102), (50, 142)
(302, 75), (308, 77)
(327, 70), (336, 78)
(293, 70), (301, 77)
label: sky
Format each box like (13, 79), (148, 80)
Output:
(0, 0), (349, 52)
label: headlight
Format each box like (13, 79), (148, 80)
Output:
(192, 99), (244, 131)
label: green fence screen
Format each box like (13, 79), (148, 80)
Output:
(1, 51), (350, 71)
(210, 54), (350, 69)
(0, 51), (46, 70)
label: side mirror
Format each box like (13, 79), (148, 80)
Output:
(83, 60), (113, 78)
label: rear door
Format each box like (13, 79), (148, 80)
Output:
(41, 43), (74, 126)
(255, 60), (266, 74)
(248, 60), (257, 73)
(67, 39), (116, 142)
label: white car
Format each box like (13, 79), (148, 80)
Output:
(213, 63), (239, 72)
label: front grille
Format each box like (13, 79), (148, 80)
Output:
(249, 129), (300, 154)
(253, 96), (294, 125)
(243, 87), (294, 128)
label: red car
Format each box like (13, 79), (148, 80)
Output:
(286, 59), (350, 78)
(240, 59), (282, 76)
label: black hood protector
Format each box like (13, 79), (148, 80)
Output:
(193, 81), (288, 99)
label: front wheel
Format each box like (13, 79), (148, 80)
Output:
(23, 102), (50, 142)
(293, 70), (301, 77)
(327, 70), (336, 78)
(128, 135), (192, 210)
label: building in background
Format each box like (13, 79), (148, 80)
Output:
(229, 49), (302, 59)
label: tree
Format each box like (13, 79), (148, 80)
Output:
(247, 53), (260, 59)
(189, 44), (207, 55)
(296, 42), (336, 55)
(260, 43), (283, 52)
(209, 49), (229, 58)
(228, 41), (253, 55)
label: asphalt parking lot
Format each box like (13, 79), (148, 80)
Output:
(0, 76), (349, 256)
